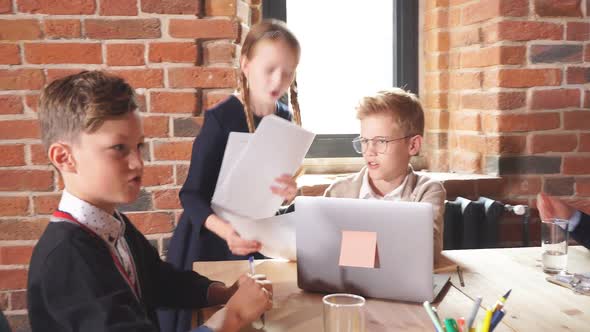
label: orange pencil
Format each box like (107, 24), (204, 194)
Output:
(457, 317), (465, 332)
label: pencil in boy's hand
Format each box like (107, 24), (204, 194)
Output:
(248, 256), (266, 327)
(248, 256), (255, 276)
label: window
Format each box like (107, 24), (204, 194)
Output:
(263, 0), (418, 161)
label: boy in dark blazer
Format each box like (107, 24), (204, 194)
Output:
(27, 71), (272, 332)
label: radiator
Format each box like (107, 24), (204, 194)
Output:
(443, 197), (529, 249)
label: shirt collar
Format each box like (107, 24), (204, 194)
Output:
(57, 190), (125, 246)
(359, 169), (408, 200)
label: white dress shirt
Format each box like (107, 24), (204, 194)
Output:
(358, 170), (409, 201)
(54, 190), (140, 297)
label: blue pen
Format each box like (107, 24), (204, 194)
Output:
(489, 309), (505, 331)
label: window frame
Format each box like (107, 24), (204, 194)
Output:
(262, 0), (418, 164)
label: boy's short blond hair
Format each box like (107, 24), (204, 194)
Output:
(356, 87), (424, 137)
(38, 71), (138, 150)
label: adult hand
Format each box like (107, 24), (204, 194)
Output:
(537, 192), (576, 221)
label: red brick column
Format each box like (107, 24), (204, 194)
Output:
(421, 0), (589, 243)
(0, 0), (261, 328)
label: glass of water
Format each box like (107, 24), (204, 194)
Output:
(541, 218), (569, 274)
(323, 293), (366, 332)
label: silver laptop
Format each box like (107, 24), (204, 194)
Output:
(294, 196), (448, 303)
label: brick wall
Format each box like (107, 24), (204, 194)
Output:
(421, 0), (590, 244)
(0, 0), (261, 329)
(1, 0), (588, 329)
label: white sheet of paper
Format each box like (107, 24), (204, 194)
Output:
(211, 132), (251, 208)
(216, 209), (297, 261)
(211, 115), (315, 219)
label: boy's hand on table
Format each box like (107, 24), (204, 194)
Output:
(228, 274), (273, 301)
(245, 274), (273, 299)
(208, 274), (272, 306)
(205, 275), (273, 331)
(228, 275), (272, 320)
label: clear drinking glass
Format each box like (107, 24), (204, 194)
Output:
(541, 218), (569, 274)
(323, 293), (366, 332)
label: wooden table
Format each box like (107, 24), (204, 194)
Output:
(443, 246), (590, 331)
(193, 259), (513, 331)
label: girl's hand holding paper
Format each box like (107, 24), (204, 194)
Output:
(226, 229), (262, 256)
(270, 173), (298, 202)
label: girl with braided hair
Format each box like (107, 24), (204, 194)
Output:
(169, 17), (301, 276)
(160, 19), (302, 332)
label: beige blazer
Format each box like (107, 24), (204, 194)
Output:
(323, 166), (446, 263)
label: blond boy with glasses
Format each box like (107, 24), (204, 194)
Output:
(324, 88), (446, 262)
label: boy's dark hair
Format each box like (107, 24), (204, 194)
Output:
(38, 70), (138, 150)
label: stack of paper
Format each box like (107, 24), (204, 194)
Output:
(211, 115), (315, 260)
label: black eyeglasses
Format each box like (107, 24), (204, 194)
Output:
(352, 135), (413, 154)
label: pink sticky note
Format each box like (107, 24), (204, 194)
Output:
(339, 230), (377, 268)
